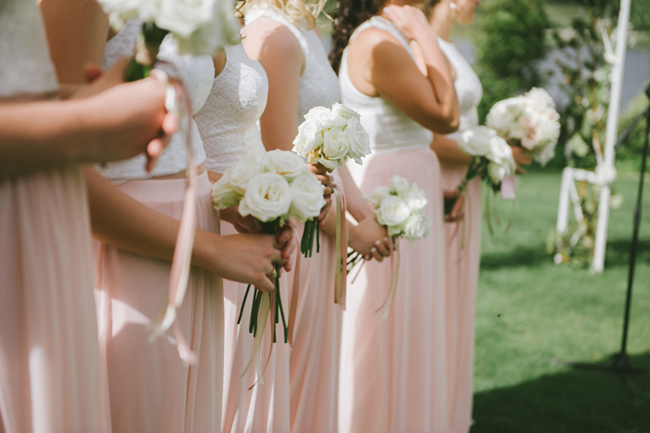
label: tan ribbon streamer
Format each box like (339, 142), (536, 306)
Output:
(148, 77), (198, 364)
(376, 243), (400, 320)
(287, 240), (303, 348)
(333, 186), (348, 309)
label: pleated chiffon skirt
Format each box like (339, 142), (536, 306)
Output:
(441, 165), (482, 433)
(93, 172), (223, 433)
(340, 147), (448, 433)
(0, 166), (112, 433)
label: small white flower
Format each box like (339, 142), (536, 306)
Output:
(318, 126), (349, 170)
(376, 195), (411, 227)
(331, 103), (361, 120)
(596, 164), (617, 186)
(402, 212), (431, 242)
(289, 174), (326, 222)
(211, 172), (242, 209)
(403, 186), (428, 212)
(345, 118), (371, 165)
(228, 154), (262, 194)
(239, 173), (292, 222)
(364, 186), (391, 208)
(459, 126), (497, 156)
(293, 118), (324, 159)
(486, 137), (516, 183)
(525, 87), (556, 111)
(388, 175), (410, 195)
(262, 150), (309, 180)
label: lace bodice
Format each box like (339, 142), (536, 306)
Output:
(0, 0), (58, 98)
(244, 4), (340, 121)
(339, 17), (433, 154)
(195, 43), (268, 173)
(438, 38), (482, 141)
(98, 20), (212, 182)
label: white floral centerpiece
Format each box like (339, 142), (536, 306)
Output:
(486, 87), (561, 166)
(212, 150), (325, 373)
(292, 103), (371, 258)
(97, 0), (241, 81)
(348, 176), (431, 319)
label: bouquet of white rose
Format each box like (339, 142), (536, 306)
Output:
(486, 87), (561, 167)
(443, 126), (517, 216)
(348, 176), (431, 319)
(97, 0), (240, 81)
(212, 150), (325, 374)
(292, 103), (371, 258)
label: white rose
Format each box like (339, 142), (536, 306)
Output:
(304, 106), (345, 129)
(525, 87), (556, 111)
(388, 175), (410, 195)
(364, 186), (390, 208)
(486, 136), (516, 183)
(331, 103), (361, 120)
(262, 150), (309, 180)
(155, 0), (215, 39)
(289, 174), (326, 222)
(376, 195), (411, 227)
(293, 118), (324, 159)
(458, 126), (497, 156)
(345, 118), (371, 165)
(403, 186), (428, 212)
(486, 97), (525, 135)
(227, 155), (262, 194)
(533, 140), (556, 166)
(319, 126), (349, 170)
(211, 172), (242, 209)
(403, 212), (431, 242)
(177, 0), (241, 55)
(239, 173), (292, 222)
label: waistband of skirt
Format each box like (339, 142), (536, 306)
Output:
(117, 171), (212, 202)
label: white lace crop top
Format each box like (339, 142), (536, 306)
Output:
(0, 0), (58, 98)
(244, 4), (341, 122)
(194, 43), (268, 173)
(438, 38), (482, 141)
(339, 17), (434, 154)
(98, 20), (212, 182)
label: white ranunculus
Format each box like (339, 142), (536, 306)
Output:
(388, 175), (410, 195)
(402, 212), (431, 242)
(289, 174), (326, 222)
(486, 97), (525, 135)
(525, 87), (556, 111)
(345, 118), (371, 165)
(331, 102), (361, 120)
(211, 172), (242, 209)
(459, 126), (497, 156)
(376, 195), (411, 227)
(228, 155), (262, 194)
(319, 126), (349, 170)
(262, 150), (309, 180)
(403, 186), (428, 212)
(293, 118), (324, 159)
(239, 173), (292, 222)
(364, 186), (391, 208)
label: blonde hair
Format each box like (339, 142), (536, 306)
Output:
(240, 0), (327, 30)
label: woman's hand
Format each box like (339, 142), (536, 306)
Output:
(444, 188), (465, 223)
(382, 5), (435, 43)
(510, 144), (532, 174)
(349, 217), (393, 262)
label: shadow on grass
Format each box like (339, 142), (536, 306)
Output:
(471, 353), (650, 433)
(480, 245), (550, 270)
(605, 239), (650, 268)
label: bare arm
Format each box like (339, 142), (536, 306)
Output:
(347, 6), (459, 134)
(85, 167), (288, 292)
(243, 18), (305, 151)
(430, 134), (472, 166)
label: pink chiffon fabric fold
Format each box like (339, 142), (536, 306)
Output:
(221, 221), (291, 433)
(339, 148), (448, 433)
(0, 167), (112, 433)
(441, 165), (482, 433)
(290, 170), (344, 433)
(93, 172), (223, 433)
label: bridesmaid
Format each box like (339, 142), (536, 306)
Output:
(330, 2), (459, 432)
(0, 1), (173, 432)
(427, 1), (530, 431)
(219, 1), (393, 432)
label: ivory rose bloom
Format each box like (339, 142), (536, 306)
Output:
(238, 173), (292, 222)
(289, 174), (327, 222)
(263, 149), (309, 180)
(403, 213), (431, 242)
(376, 196), (411, 228)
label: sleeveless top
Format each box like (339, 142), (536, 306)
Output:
(99, 19), (212, 182)
(0, 0), (58, 98)
(438, 38), (482, 141)
(194, 43), (268, 173)
(339, 17), (434, 154)
(244, 4), (340, 121)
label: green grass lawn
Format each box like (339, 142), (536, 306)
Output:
(471, 170), (650, 433)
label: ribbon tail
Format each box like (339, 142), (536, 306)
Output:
(376, 245), (400, 319)
(242, 292), (270, 381)
(287, 241), (302, 348)
(333, 186), (348, 309)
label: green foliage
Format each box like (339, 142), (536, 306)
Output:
(475, 0), (550, 121)
(617, 90), (650, 172)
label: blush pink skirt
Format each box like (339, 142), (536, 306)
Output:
(340, 148), (448, 433)
(0, 166), (112, 433)
(93, 172), (223, 433)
